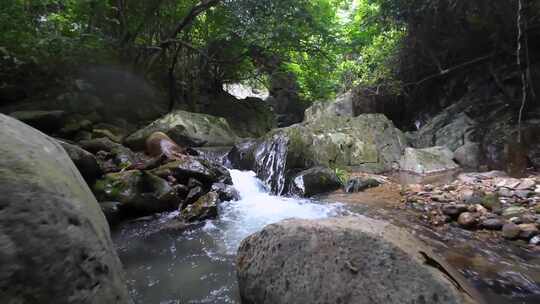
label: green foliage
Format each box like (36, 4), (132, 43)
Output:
(333, 167), (350, 185)
(0, 0), (409, 101)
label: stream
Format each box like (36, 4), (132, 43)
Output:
(113, 169), (540, 304)
(112, 170), (347, 303)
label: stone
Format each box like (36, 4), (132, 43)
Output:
(442, 204), (469, 218)
(79, 137), (138, 169)
(181, 191), (220, 222)
(502, 223), (521, 239)
(518, 224), (539, 240)
(399, 146), (459, 175)
(515, 190), (533, 199)
(498, 188), (513, 197)
(99, 201), (124, 225)
(415, 112), (476, 152)
(237, 217), (477, 304)
(516, 179), (536, 190)
(457, 212), (478, 229)
(254, 114), (406, 194)
(93, 170), (181, 214)
(211, 183), (240, 202)
(58, 140), (103, 184)
(453, 142), (481, 169)
(530, 235), (540, 246)
(462, 190), (484, 205)
(502, 206), (528, 219)
(345, 177), (381, 193)
(481, 193), (502, 212)
(290, 166), (342, 197)
(150, 157), (232, 185)
(226, 139), (260, 170)
(9, 110), (67, 133)
(124, 110), (240, 150)
(480, 218), (504, 230)
(0, 114), (129, 303)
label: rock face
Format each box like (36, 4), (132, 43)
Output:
(399, 146), (459, 175)
(0, 114), (129, 303)
(226, 139), (261, 170)
(124, 110), (240, 150)
(255, 114), (406, 194)
(304, 90), (382, 122)
(415, 112), (476, 152)
(237, 217), (478, 304)
(289, 166), (342, 197)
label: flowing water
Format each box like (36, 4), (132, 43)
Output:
(112, 170), (346, 303)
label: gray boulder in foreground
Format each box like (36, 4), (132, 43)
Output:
(237, 216), (481, 304)
(0, 114), (129, 303)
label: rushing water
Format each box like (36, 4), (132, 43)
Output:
(112, 170), (346, 303)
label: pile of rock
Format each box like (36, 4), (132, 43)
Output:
(402, 171), (540, 245)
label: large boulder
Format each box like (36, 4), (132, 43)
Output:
(0, 114), (129, 303)
(454, 142), (482, 169)
(289, 166), (342, 197)
(237, 216), (479, 304)
(255, 114), (406, 194)
(399, 146), (460, 175)
(226, 139), (261, 170)
(124, 110), (240, 150)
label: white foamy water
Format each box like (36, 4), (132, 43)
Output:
(207, 170), (345, 254)
(114, 169), (346, 304)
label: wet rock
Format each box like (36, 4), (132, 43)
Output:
(185, 186), (205, 206)
(454, 142), (481, 169)
(9, 110), (67, 133)
(457, 212), (478, 229)
(399, 146), (459, 175)
(0, 114), (129, 303)
(480, 218), (504, 230)
(345, 177), (381, 193)
(93, 170), (181, 214)
(79, 137), (138, 169)
(502, 223), (521, 239)
(530, 235), (540, 246)
(502, 206), (527, 219)
(58, 140), (103, 184)
(226, 139), (260, 170)
(442, 204), (469, 218)
(290, 167), (342, 197)
(124, 110), (240, 150)
(151, 157), (232, 185)
(59, 118), (93, 137)
(518, 224), (539, 240)
(212, 183), (240, 201)
(181, 191), (220, 222)
(99, 201), (124, 225)
(237, 216), (477, 304)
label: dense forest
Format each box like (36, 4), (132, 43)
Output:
(1, 1), (540, 304)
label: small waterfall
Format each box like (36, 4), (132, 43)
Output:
(254, 132), (289, 195)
